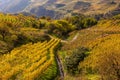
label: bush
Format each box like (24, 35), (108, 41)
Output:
(65, 47), (89, 74)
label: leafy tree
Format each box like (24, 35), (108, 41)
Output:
(55, 20), (76, 32)
(65, 47), (89, 74)
(82, 18), (97, 28)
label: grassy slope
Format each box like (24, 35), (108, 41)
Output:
(61, 18), (120, 80)
(62, 18), (120, 50)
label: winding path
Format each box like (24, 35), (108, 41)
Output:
(61, 33), (79, 43)
(48, 33), (79, 80)
(70, 33), (79, 42)
(48, 32), (79, 43)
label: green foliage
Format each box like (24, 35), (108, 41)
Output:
(82, 18), (97, 28)
(65, 47), (89, 74)
(65, 16), (97, 29)
(45, 20), (76, 38)
(36, 60), (58, 80)
(55, 20), (76, 32)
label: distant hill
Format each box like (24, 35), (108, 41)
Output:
(0, 0), (120, 18)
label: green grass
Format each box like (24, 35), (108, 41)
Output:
(87, 74), (101, 80)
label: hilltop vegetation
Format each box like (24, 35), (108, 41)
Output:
(0, 12), (120, 80)
(60, 14), (120, 80)
(0, 13), (97, 54)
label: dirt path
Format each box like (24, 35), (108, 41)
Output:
(56, 55), (64, 80)
(48, 33), (79, 80)
(70, 33), (79, 42)
(48, 32), (79, 43)
(48, 33), (79, 43)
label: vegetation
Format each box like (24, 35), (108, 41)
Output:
(65, 15), (97, 29)
(65, 47), (89, 74)
(1, 12), (120, 80)
(60, 15), (120, 80)
(0, 38), (60, 80)
(0, 13), (97, 54)
(0, 13), (49, 54)
(45, 20), (76, 38)
(0, 23), (11, 41)
(80, 34), (120, 80)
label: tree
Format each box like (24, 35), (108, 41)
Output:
(0, 23), (10, 41)
(65, 47), (89, 74)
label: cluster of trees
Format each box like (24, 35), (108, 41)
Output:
(38, 15), (97, 38)
(45, 20), (76, 38)
(64, 15), (97, 29)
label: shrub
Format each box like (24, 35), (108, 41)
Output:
(65, 47), (89, 74)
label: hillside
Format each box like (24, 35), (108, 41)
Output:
(0, 13), (96, 54)
(0, 0), (120, 18)
(0, 12), (120, 80)
(0, 38), (60, 80)
(60, 15), (120, 80)
(0, 13), (67, 80)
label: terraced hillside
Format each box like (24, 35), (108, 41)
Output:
(0, 38), (60, 80)
(0, 13), (40, 27)
(0, 12), (120, 80)
(60, 16), (120, 80)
